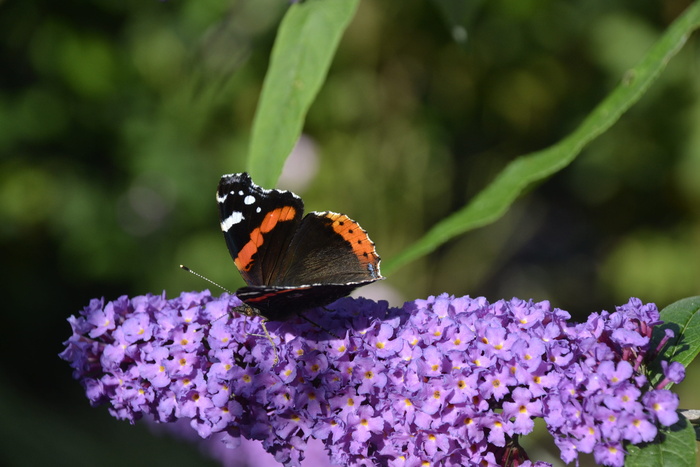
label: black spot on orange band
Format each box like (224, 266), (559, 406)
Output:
(323, 212), (378, 265)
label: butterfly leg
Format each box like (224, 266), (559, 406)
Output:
(236, 304), (280, 364)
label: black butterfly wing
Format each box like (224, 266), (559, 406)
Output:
(217, 173), (304, 287)
(274, 211), (383, 286)
(236, 283), (370, 320)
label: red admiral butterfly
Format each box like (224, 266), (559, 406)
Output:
(217, 172), (383, 320)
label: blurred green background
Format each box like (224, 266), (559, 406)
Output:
(1, 0), (699, 465)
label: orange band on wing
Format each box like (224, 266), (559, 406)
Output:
(324, 213), (378, 265)
(260, 205), (297, 232)
(234, 207), (298, 271)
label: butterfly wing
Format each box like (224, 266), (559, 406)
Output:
(217, 173), (304, 287)
(236, 283), (370, 320)
(274, 211), (383, 286)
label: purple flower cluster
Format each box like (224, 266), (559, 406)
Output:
(543, 299), (683, 465)
(61, 292), (682, 466)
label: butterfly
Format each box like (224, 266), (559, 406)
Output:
(217, 172), (383, 321)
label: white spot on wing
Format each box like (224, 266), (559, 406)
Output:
(221, 211), (244, 231)
(244, 195), (256, 205)
(216, 192), (228, 203)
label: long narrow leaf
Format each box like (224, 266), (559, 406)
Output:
(383, 1), (700, 276)
(247, 0), (360, 187)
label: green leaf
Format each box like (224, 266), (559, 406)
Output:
(382, 1), (700, 276)
(649, 296), (700, 386)
(246, 0), (360, 188)
(625, 414), (697, 467)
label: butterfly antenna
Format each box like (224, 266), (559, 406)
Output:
(179, 265), (232, 294)
(180, 266), (280, 363)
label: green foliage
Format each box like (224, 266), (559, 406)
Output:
(247, 0), (360, 187)
(651, 296), (700, 387)
(625, 415), (697, 467)
(384, 0), (700, 275)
